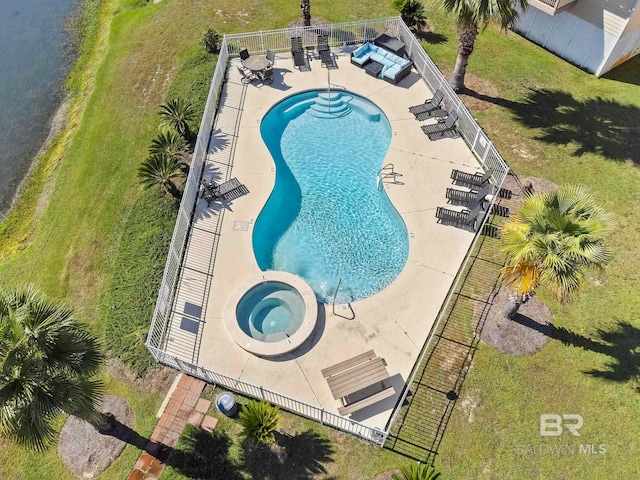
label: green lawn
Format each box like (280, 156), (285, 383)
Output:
(421, 2), (640, 478)
(0, 0), (639, 477)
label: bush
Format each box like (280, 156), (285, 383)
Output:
(238, 400), (281, 444)
(201, 28), (221, 54)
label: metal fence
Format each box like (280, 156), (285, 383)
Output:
(146, 17), (510, 447)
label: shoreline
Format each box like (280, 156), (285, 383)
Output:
(0, 96), (71, 223)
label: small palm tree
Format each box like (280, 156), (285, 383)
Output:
(201, 28), (221, 54)
(301, 0), (311, 26)
(0, 286), (104, 450)
(501, 185), (614, 319)
(393, 0), (428, 32)
(443, 0), (528, 91)
(238, 400), (281, 444)
(149, 130), (189, 159)
(138, 152), (185, 198)
(392, 463), (442, 480)
(159, 98), (195, 140)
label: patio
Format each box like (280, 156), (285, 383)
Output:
(165, 46), (481, 431)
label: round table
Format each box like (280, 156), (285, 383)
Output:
(243, 56), (269, 72)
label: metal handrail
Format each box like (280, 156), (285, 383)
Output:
(332, 278), (355, 320)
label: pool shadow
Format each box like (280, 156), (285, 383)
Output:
(261, 303), (327, 362)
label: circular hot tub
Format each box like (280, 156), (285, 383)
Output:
(224, 271), (318, 357)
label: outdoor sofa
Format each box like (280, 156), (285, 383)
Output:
(350, 42), (412, 85)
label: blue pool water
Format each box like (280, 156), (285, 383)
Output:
(236, 281), (306, 343)
(254, 90), (409, 304)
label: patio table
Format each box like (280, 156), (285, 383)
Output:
(243, 55), (270, 73)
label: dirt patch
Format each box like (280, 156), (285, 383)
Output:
(440, 68), (500, 112)
(459, 389), (481, 423)
(478, 287), (554, 356)
(58, 395), (134, 478)
(106, 358), (177, 393)
(374, 469), (402, 480)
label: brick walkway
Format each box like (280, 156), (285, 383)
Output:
(127, 374), (206, 480)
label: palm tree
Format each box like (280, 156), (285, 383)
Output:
(443, 0), (528, 91)
(138, 152), (185, 198)
(392, 463), (441, 480)
(501, 185), (614, 319)
(237, 400), (281, 444)
(201, 28), (221, 54)
(149, 130), (189, 160)
(393, 0), (428, 32)
(301, 0), (311, 26)
(0, 286), (104, 450)
(159, 98), (195, 140)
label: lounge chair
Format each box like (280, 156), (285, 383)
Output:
(236, 64), (256, 84)
(450, 168), (494, 189)
(239, 48), (250, 61)
(409, 89), (444, 117)
(435, 202), (485, 232)
(290, 37), (306, 69)
(415, 107), (448, 122)
(266, 49), (276, 66)
(446, 182), (496, 208)
(421, 111), (458, 140)
(201, 177), (248, 206)
(317, 34), (335, 67)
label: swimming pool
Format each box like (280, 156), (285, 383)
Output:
(254, 89), (409, 304)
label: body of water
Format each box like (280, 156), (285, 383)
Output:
(0, 0), (77, 218)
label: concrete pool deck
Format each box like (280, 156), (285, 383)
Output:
(183, 47), (482, 430)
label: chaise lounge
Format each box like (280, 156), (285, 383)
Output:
(350, 42), (412, 85)
(409, 89), (444, 117)
(450, 168), (494, 189)
(421, 111), (459, 140)
(446, 182), (496, 208)
(201, 177), (248, 206)
(291, 37), (306, 69)
(435, 202), (485, 232)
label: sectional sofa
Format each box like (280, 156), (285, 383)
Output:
(350, 41), (412, 85)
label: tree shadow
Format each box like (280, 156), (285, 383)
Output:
(510, 314), (640, 385)
(163, 425), (243, 480)
(463, 87), (640, 163)
(242, 429), (336, 480)
(418, 30), (447, 44)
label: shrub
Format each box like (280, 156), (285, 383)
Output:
(238, 400), (281, 444)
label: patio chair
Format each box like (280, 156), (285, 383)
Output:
(450, 168), (494, 189)
(409, 89), (444, 117)
(446, 182), (496, 208)
(291, 37), (306, 69)
(421, 111), (459, 140)
(435, 202), (485, 232)
(266, 49), (276, 66)
(201, 177), (248, 206)
(415, 107), (448, 122)
(259, 66), (274, 85)
(317, 34), (335, 67)
(236, 64), (256, 84)
(239, 48), (250, 61)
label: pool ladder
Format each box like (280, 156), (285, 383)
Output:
(376, 163), (404, 189)
(331, 278), (355, 320)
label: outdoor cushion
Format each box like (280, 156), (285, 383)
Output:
(382, 64), (401, 79)
(351, 53), (371, 65)
(369, 52), (386, 64)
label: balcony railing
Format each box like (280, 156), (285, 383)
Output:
(527, 0), (578, 15)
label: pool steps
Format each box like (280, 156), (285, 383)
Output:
(281, 91), (381, 121)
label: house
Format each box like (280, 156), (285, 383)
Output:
(514, 0), (640, 76)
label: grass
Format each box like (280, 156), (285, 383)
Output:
(161, 387), (405, 479)
(0, 0), (638, 477)
(420, 2), (640, 478)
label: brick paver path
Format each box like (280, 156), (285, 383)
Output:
(127, 374), (205, 480)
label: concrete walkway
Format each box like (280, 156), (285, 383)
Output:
(127, 374), (206, 480)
